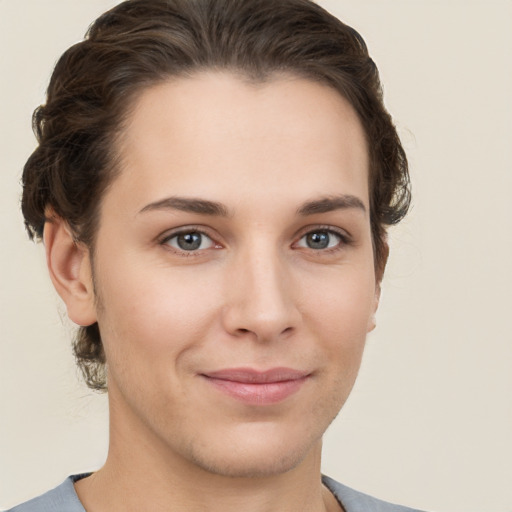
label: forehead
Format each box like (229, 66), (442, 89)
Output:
(109, 71), (369, 212)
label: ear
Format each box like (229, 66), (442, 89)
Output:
(367, 283), (381, 333)
(367, 241), (389, 333)
(43, 214), (97, 327)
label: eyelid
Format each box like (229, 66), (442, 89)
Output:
(294, 224), (351, 242)
(157, 224), (352, 255)
(292, 225), (353, 251)
(159, 225), (222, 254)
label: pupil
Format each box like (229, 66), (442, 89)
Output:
(177, 232), (201, 250)
(307, 231), (329, 249)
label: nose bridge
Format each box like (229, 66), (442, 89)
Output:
(223, 237), (298, 340)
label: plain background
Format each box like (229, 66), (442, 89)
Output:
(1, 1), (511, 510)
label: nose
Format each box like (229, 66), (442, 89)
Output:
(221, 247), (300, 342)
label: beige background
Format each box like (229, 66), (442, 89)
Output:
(1, 1), (511, 510)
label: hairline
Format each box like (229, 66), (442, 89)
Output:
(85, 67), (374, 254)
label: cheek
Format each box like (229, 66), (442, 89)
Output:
(95, 256), (224, 366)
(302, 265), (375, 386)
(303, 265), (376, 339)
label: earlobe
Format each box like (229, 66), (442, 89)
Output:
(43, 214), (97, 327)
(367, 284), (381, 333)
(368, 241), (389, 332)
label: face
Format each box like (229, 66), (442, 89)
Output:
(84, 72), (378, 477)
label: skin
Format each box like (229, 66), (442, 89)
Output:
(45, 72), (380, 512)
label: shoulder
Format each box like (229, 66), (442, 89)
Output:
(5, 475), (88, 512)
(322, 475), (426, 512)
(7, 473), (426, 512)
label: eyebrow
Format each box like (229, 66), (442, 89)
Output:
(297, 195), (366, 216)
(139, 196), (230, 216)
(138, 194), (366, 217)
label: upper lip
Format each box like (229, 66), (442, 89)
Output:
(202, 367), (310, 383)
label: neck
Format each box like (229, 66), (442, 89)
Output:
(75, 391), (340, 512)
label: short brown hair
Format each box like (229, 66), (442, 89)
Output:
(22, 0), (410, 390)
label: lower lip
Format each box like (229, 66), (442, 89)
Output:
(204, 376), (308, 405)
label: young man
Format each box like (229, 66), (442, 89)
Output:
(10, 1), (421, 510)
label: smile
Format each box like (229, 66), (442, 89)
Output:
(201, 367), (311, 405)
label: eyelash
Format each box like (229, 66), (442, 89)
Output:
(294, 226), (352, 253)
(159, 226), (219, 257)
(159, 225), (352, 256)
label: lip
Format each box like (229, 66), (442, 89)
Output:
(201, 367), (310, 405)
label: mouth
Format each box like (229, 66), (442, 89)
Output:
(200, 367), (311, 405)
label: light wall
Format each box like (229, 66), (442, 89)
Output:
(1, 1), (511, 510)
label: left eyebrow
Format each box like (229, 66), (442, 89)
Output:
(138, 196), (230, 217)
(297, 195), (367, 216)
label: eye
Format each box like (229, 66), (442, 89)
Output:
(296, 230), (343, 250)
(164, 231), (215, 252)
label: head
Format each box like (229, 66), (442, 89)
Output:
(22, 0), (409, 428)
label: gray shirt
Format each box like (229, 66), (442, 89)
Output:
(6, 474), (425, 512)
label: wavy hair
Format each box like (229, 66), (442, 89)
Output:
(22, 0), (410, 390)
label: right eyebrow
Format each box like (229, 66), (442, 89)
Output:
(138, 196), (231, 217)
(296, 194), (367, 216)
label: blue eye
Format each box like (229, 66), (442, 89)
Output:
(165, 231), (214, 251)
(297, 230), (342, 250)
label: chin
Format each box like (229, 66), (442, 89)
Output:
(188, 444), (312, 479)
(181, 420), (326, 479)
